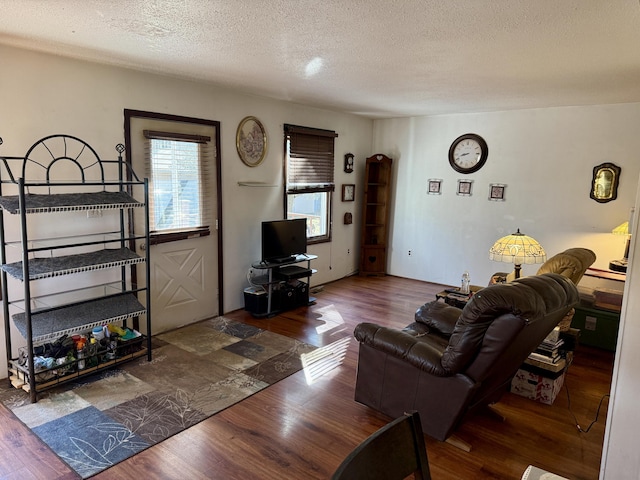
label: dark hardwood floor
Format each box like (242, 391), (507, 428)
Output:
(0, 275), (613, 479)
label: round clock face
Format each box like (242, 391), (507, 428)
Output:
(449, 133), (488, 174)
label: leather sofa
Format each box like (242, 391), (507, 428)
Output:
(353, 273), (579, 447)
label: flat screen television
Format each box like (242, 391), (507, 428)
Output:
(261, 218), (307, 263)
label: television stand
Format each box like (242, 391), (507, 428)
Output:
(246, 254), (317, 317)
(269, 256), (296, 264)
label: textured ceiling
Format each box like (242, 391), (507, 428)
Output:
(2, 0), (640, 118)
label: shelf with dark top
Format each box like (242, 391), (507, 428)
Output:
(2, 247), (144, 280)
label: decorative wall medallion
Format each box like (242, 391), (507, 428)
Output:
(590, 162), (621, 203)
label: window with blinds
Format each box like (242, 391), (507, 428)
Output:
(144, 130), (212, 234)
(284, 124), (338, 243)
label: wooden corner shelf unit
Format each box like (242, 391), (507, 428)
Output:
(359, 153), (392, 276)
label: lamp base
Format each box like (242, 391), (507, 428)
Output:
(514, 264), (521, 279)
(609, 259), (628, 273)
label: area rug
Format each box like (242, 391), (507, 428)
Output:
(0, 316), (317, 478)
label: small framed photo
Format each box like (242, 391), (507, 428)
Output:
(489, 183), (507, 201)
(457, 179), (473, 196)
(342, 184), (355, 202)
(427, 178), (442, 195)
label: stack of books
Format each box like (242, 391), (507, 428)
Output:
(525, 326), (567, 371)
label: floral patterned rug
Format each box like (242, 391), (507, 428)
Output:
(0, 316), (316, 478)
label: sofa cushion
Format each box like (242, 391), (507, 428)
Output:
(414, 300), (460, 336)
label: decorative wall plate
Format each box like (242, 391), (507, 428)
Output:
(236, 116), (267, 167)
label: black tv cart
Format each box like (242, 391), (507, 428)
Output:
(246, 254), (317, 317)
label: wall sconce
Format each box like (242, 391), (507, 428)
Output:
(344, 153), (354, 173)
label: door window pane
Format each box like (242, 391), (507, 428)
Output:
(149, 139), (202, 231)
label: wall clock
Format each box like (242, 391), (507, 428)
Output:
(344, 153), (354, 173)
(448, 133), (488, 174)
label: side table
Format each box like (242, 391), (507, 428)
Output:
(571, 304), (620, 351)
(435, 285), (483, 309)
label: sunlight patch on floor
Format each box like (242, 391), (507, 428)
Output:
(312, 304), (345, 334)
(301, 336), (350, 385)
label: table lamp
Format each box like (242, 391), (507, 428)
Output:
(609, 221), (630, 273)
(489, 228), (547, 279)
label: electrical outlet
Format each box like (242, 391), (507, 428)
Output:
(347, 248), (350, 254)
(585, 315), (597, 331)
(408, 250), (412, 256)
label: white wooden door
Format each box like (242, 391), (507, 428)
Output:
(127, 113), (219, 334)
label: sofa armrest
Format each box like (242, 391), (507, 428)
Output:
(354, 322), (450, 376)
(414, 300), (461, 336)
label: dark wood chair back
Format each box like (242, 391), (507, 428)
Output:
(331, 412), (432, 480)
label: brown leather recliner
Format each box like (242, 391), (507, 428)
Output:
(353, 273), (579, 447)
(492, 247), (596, 284)
(536, 247), (596, 284)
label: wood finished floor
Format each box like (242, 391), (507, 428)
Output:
(0, 275), (613, 479)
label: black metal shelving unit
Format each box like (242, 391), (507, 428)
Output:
(0, 134), (151, 402)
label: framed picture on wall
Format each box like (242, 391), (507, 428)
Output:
(342, 184), (355, 202)
(428, 178), (442, 195)
(457, 179), (473, 196)
(489, 183), (506, 201)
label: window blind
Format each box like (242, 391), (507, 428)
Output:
(284, 124), (337, 192)
(143, 130), (212, 233)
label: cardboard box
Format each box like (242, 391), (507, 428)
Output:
(510, 365), (565, 405)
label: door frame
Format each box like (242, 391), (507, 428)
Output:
(123, 108), (224, 315)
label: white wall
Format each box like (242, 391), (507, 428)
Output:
(0, 44), (372, 375)
(373, 106), (640, 480)
(373, 105), (640, 287)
